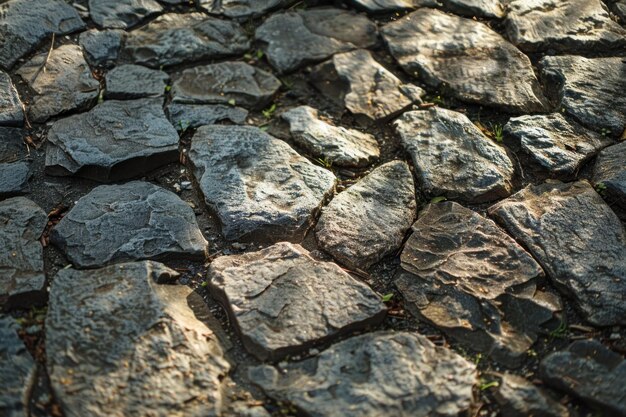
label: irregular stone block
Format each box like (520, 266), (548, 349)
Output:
(0, 127), (30, 198)
(346, 0), (437, 13)
(105, 65), (169, 99)
(199, 0), (294, 18)
(79, 29), (125, 68)
(495, 374), (569, 417)
(439, 0), (505, 18)
(593, 141), (626, 218)
(89, 0), (163, 29)
(0, 71), (23, 126)
(166, 103), (248, 132)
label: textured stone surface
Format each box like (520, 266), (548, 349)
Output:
(123, 13), (249, 68)
(167, 103), (248, 132)
(593, 141), (626, 217)
(281, 105), (380, 167)
(504, 113), (612, 178)
(541, 340), (626, 416)
(311, 49), (424, 121)
(382, 8), (547, 113)
(51, 181), (207, 268)
(316, 161), (415, 269)
(199, 0), (294, 18)
(208, 242), (386, 360)
(0, 0), (85, 70)
(172, 62), (281, 109)
(79, 29), (125, 68)
(46, 99), (179, 182)
(89, 0), (163, 29)
(16, 45), (99, 123)
(440, 0), (505, 18)
(0, 127), (30, 198)
(0, 197), (47, 310)
(495, 374), (569, 417)
(0, 71), (23, 126)
(489, 181), (626, 326)
(347, 0), (437, 13)
(250, 331), (477, 417)
(189, 125), (336, 241)
(394, 108), (514, 203)
(105, 65), (169, 99)
(505, 0), (626, 53)
(46, 261), (229, 417)
(255, 8), (378, 73)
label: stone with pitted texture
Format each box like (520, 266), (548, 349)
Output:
(0, 71), (22, 126)
(0, 127), (30, 198)
(105, 65), (169, 99)
(593, 141), (626, 219)
(89, 0), (163, 29)
(495, 374), (569, 417)
(167, 103), (248, 132)
(199, 0), (295, 18)
(79, 29), (125, 68)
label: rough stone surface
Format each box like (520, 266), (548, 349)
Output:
(255, 8), (378, 73)
(311, 49), (424, 121)
(167, 103), (248, 132)
(199, 0), (294, 18)
(489, 181), (626, 326)
(315, 161), (416, 269)
(172, 62), (281, 109)
(79, 29), (125, 68)
(189, 125), (336, 241)
(46, 261), (230, 417)
(0, 0), (85, 70)
(50, 181), (208, 268)
(89, 0), (163, 29)
(346, 0), (437, 13)
(593, 141), (626, 217)
(495, 374), (569, 417)
(0, 197), (47, 310)
(16, 44), (99, 123)
(503, 113), (612, 178)
(440, 0), (505, 18)
(122, 13), (250, 68)
(541, 340), (626, 416)
(250, 331), (477, 417)
(505, 0), (626, 53)
(46, 99), (179, 182)
(382, 8), (548, 113)
(281, 105), (380, 167)
(0, 71), (23, 126)
(105, 65), (169, 99)
(0, 127), (30, 198)
(394, 108), (514, 203)
(208, 242), (386, 360)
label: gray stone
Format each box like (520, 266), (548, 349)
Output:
(541, 56), (626, 137)
(167, 103), (248, 132)
(105, 65), (169, 99)
(311, 49), (424, 121)
(172, 62), (281, 109)
(255, 8), (378, 73)
(0, 197), (46, 310)
(281, 105), (380, 167)
(315, 161), (415, 269)
(46, 261), (230, 417)
(495, 374), (569, 417)
(89, 0), (163, 29)
(382, 8), (548, 113)
(346, 0), (437, 13)
(0, 71), (23, 126)
(489, 181), (626, 326)
(503, 113), (613, 178)
(79, 29), (125, 68)
(122, 13), (250, 68)
(50, 181), (207, 268)
(190, 125), (336, 241)
(540, 340), (626, 416)
(46, 99), (179, 182)
(593, 141), (626, 218)
(505, 0), (626, 53)
(396, 202), (560, 366)
(0, 127), (30, 198)
(439, 0), (505, 18)
(250, 331), (477, 417)
(394, 108), (514, 203)
(208, 242), (386, 360)
(614, 1), (626, 22)
(199, 0), (294, 18)
(0, 0), (85, 70)
(16, 44), (99, 123)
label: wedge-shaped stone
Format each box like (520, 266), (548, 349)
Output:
(89, 0), (163, 29)
(0, 127), (30, 198)
(167, 103), (248, 132)
(46, 261), (229, 417)
(593, 141), (626, 218)
(495, 374), (569, 417)
(105, 65), (169, 99)
(199, 0), (294, 18)
(250, 331), (477, 417)
(489, 181), (626, 326)
(79, 29), (125, 68)
(0, 71), (23, 126)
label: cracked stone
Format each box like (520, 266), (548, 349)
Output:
(0, 127), (30, 198)
(394, 108), (514, 203)
(199, 0), (295, 18)
(167, 103), (248, 132)
(255, 8), (378, 73)
(105, 65), (169, 99)
(495, 374), (569, 417)
(50, 181), (208, 268)
(208, 242), (386, 360)
(250, 331), (477, 417)
(593, 141), (626, 219)
(79, 29), (125, 68)
(0, 71), (23, 126)
(382, 8), (548, 113)
(489, 180), (626, 326)
(190, 125), (336, 241)
(89, 0), (163, 29)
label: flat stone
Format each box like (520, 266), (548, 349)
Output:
(208, 242), (386, 360)
(396, 201), (559, 366)
(394, 108), (514, 203)
(315, 161), (416, 269)
(199, 0), (294, 18)
(167, 103), (248, 132)
(89, 0), (163, 29)
(593, 141), (626, 218)
(540, 340), (626, 416)
(495, 374), (569, 417)
(311, 49), (424, 121)
(382, 8), (548, 113)
(0, 127), (30, 198)
(0, 197), (47, 310)
(255, 8), (378, 73)
(50, 181), (208, 268)
(250, 331), (477, 417)
(505, 0), (626, 53)
(439, 0), (505, 18)
(16, 44), (99, 123)
(122, 13), (250, 68)
(503, 113), (613, 178)
(46, 261), (230, 417)
(46, 99), (179, 182)
(281, 105), (380, 167)
(346, 0), (437, 13)
(190, 125), (336, 241)
(489, 181), (626, 326)
(105, 65), (169, 99)
(541, 56), (626, 137)
(0, 0), (85, 70)
(79, 29), (125, 68)
(0, 71), (23, 126)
